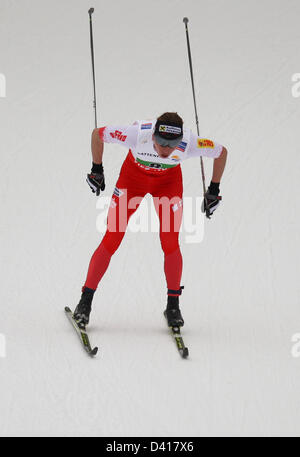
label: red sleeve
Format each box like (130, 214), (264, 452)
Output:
(99, 127), (106, 141)
(97, 124), (138, 148)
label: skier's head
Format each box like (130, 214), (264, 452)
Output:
(153, 112), (183, 158)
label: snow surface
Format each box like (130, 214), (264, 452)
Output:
(0, 0), (300, 437)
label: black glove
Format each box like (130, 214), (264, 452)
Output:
(201, 181), (222, 219)
(86, 163), (105, 196)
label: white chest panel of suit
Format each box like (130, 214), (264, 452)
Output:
(99, 119), (223, 172)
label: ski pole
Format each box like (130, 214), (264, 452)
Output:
(183, 17), (207, 197)
(89, 8), (98, 128)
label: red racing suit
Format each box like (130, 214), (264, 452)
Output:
(83, 120), (223, 296)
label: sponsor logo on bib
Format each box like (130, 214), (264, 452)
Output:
(197, 139), (214, 148)
(176, 141), (187, 152)
(113, 187), (124, 198)
(110, 130), (127, 142)
(141, 123), (152, 130)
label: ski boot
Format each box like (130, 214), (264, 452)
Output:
(164, 290), (184, 328)
(73, 287), (95, 329)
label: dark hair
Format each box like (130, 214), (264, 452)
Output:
(157, 112), (183, 126)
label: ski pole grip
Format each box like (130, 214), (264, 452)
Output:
(88, 8), (94, 16)
(183, 17), (189, 25)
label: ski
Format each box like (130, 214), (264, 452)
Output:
(170, 326), (189, 358)
(65, 306), (98, 357)
(164, 312), (189, 359)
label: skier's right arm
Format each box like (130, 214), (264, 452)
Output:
(87, 124), (138, 196)
(86, 128), (105, 196)
(91, 127), (104, 165)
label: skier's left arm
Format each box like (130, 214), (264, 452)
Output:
(211, 145), (228, 186)
(187, 132), (228, 218)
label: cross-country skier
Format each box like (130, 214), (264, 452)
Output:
(73, 112), (227, 329)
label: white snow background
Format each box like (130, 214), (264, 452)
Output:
(0, 0), (300, 437)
